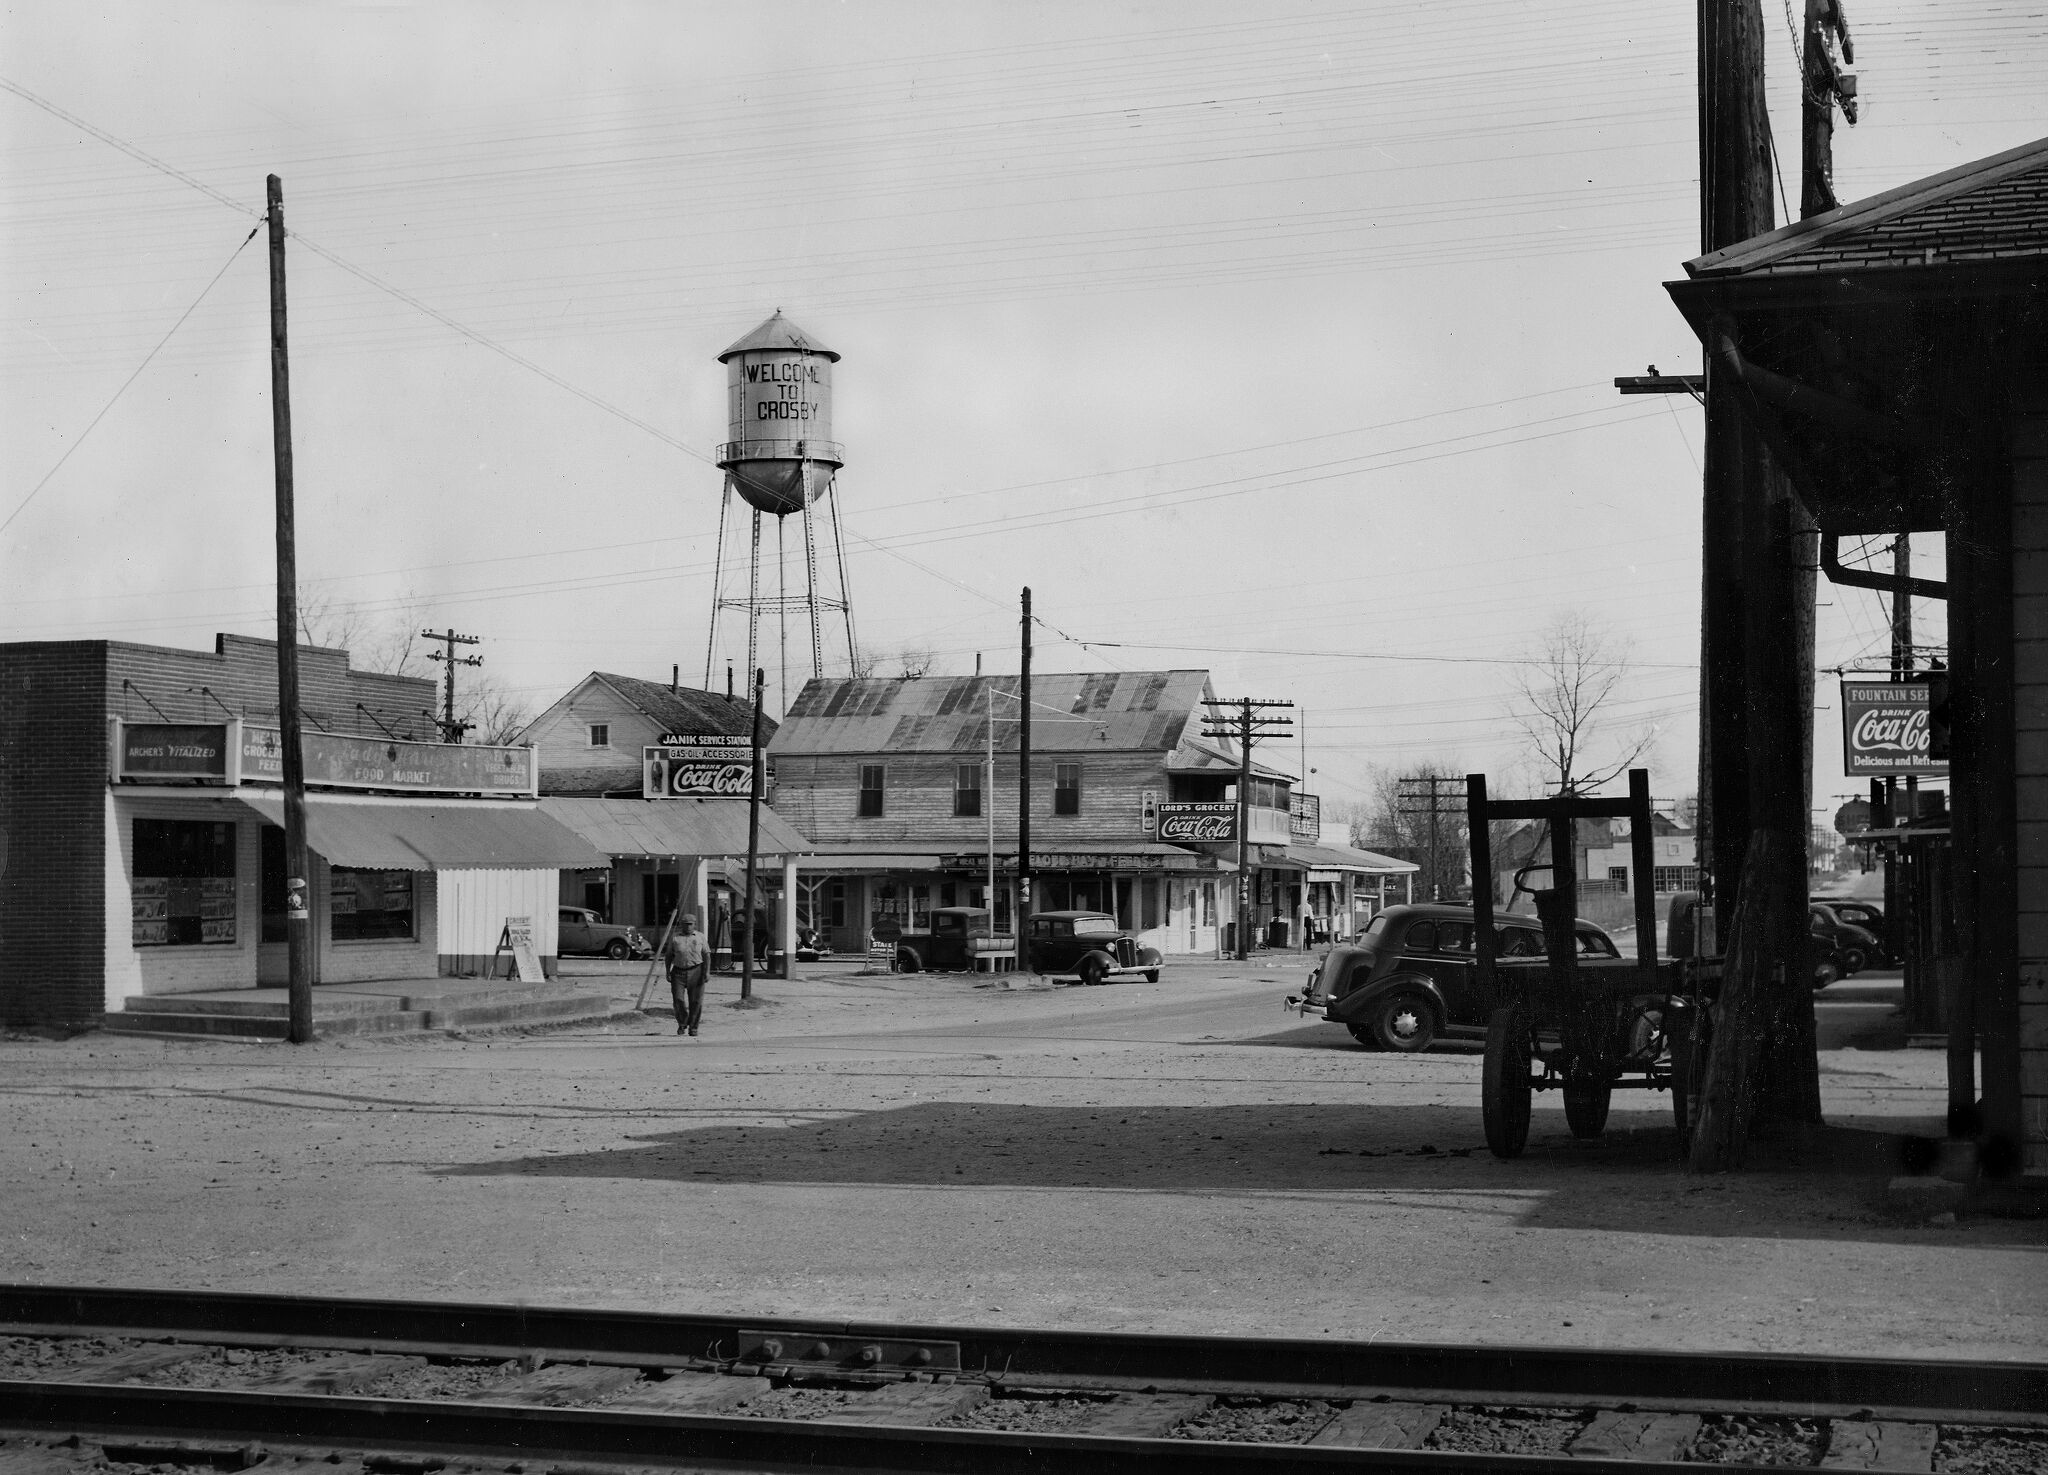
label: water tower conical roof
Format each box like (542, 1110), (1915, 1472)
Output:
(718, 310), (839, 363)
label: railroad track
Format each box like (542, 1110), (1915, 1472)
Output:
(0, 1286), (2042, 1473)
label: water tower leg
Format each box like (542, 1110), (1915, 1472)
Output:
(746, 506), (762, 690)
(826, 479), (860, 674)
(777, 514), (789, 717)
(704, 475), (736, 689)
(800, 463), (824, 680)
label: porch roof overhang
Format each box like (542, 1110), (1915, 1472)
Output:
(232, 792), (605, 871)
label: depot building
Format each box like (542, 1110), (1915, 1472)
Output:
(0, 635), (605, 1030)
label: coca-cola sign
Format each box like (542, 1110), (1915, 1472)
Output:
(1157, 801), (1238, 844)
(1840, 680), (1946, 777)
(644, 739), (756, 798)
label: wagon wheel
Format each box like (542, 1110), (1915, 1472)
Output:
(1670, 1005), (1711, 1154)
(1481, 1006), (1533, 1159)
(1562, 1073), (1612, 1138)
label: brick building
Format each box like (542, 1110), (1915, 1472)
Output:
(0, 634), (600, 1029)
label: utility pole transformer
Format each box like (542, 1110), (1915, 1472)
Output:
(422, 628), (482, 743)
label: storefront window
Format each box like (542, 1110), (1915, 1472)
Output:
(330, 868), (416, 941)
(910, 883), (931, 929)
(132, 818), (236, 947)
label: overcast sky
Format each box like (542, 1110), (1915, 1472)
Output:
(3, 2), (2042, 820)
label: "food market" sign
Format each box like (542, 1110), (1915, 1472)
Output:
(1840, 679), (1947, 777)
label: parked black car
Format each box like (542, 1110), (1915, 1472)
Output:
(881, 907), (1005, 973)
(1811, 900), (1891, 968)
(556, 906), (651, 960)
(1024, 910), (1162, 985)
(1668, 890), (1861, 990)
(1292, 902), (1619, 1051)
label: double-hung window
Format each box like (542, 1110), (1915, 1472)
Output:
(954, 763), (982, 817)
(1054, 763), (1081, 815)
(858, 764), (886, 817)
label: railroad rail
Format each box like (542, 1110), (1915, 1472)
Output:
(1, 1285), (2042, 1473)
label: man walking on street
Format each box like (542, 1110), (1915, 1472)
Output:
(664, 913), (709, 1037)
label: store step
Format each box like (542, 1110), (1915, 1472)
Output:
(104, 983), (621, 1040)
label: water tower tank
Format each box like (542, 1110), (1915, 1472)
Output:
(717, 311), (842, 516)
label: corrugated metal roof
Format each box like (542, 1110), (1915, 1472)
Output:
(770, 671), (1211, 756)
(235, 794), (606, 870)
(1286, 842), (1419, 875)
(718, 310), (839, 363)
(1687, 135), (2048, 279)
(541, 797), (812, 859)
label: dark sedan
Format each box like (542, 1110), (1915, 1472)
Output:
(557, 906), (651, 960)
(1024, 910), (1162, 986)
(1291, 902), (1618, 1051)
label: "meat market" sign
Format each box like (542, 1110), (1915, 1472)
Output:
(1840, 679), (1947, 777)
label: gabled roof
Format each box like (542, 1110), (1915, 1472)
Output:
(1166, 730), (1293, 782)
(539, 763), (646, 798)
(718, 310), (839, 363)
(591, 672), (769, 738)
(769, 671), (1210, 757)
(1686, 135), (2048, 280)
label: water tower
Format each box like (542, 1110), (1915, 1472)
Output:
(704, 311), (860, 709)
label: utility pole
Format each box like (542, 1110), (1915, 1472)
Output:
(740, 666), (764, 1002)
(1800, 0), (1857, 219)
(1398, 775), (1466, 902)
(1201, 698), (1294, 960)
(422, 628), (482, 743)
(1019, 589), (1033, 922)
(267, 174), (314, 1047)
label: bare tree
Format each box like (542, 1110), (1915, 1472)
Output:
(1508, 608), (1657, 796)
(459, 676), (533, 747)
(298, 591), (429, 678)
(846, 643), (939, 679)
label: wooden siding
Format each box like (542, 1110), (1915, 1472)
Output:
(770, 750), (1173, 847)
(525, 677), (665, 777)
(2013, 379), (2048, 1175)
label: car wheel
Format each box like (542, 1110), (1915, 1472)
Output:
(1345, 1022), (1378, 1048)
(1371, 989), (1436, 1052)
(1838, 946), (1867, 976)
(1079, 955), (1108, 987)
(895, 948), (921, 974)
(604, 938), (630, 960)
(1563, 1078), (1612, 1138)
(1812, 957), (1841, 991)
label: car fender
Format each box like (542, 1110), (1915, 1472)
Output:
(1080, 947), (1117, 974)
(1328, 970), (1445, 1026)
(1138, 945), (1163, 966)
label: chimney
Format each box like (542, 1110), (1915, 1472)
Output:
(726, 661), (734, 700)
(671, 664), (679, 693)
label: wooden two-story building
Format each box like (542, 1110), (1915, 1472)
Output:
(765, 670), (1304, 958)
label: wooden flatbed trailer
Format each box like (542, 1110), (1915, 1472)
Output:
(1467, 769), (1721, 1159)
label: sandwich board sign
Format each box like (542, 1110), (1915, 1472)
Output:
(500, 915), (545, 984)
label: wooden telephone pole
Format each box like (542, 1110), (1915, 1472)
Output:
(267, 174), (314, 1046)
(423, 628), (482, 743)
(1201, 698), (1293, 960)
(1688, 0), (1829, 1171)
(1018, 589), (1033, 921)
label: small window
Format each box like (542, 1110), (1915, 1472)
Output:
(587, 724), (609, 747)
(1577, 929), (1619, 957)
(1436, 921), (1473, 953)
(954, 763), (982, 817)
(858, 764), (885, 817)
(1054, 763), (1081, 815)
(1403, 919), (1437, 952)
(1609, 866), (1630, 891)
(1497, 926), (1546, 957)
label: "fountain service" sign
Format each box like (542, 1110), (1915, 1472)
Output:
(1840, 679), (1947, 778)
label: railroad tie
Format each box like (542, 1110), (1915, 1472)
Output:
(607, 1370), (774, 1413)
(1821, 1420), (1940, 1472)
(1308, 1401), (1448, 1448)
(252, 1353), (423, 1395)
(1065, 1392), (1215, 1439)
(473, 1361), (645, 1407)
(47, 1344), (209, 1383)
(1570, 1410), (1703, 1461)
(814, 1379), (992, 1426)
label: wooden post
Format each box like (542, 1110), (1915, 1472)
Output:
(740, 667), (764, 1001)
(1467, 774), (1496, 998)
(1018, 589), (1032, 925)
(267, 174), (315, 1046)
(1236, 699), (1253, 960)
